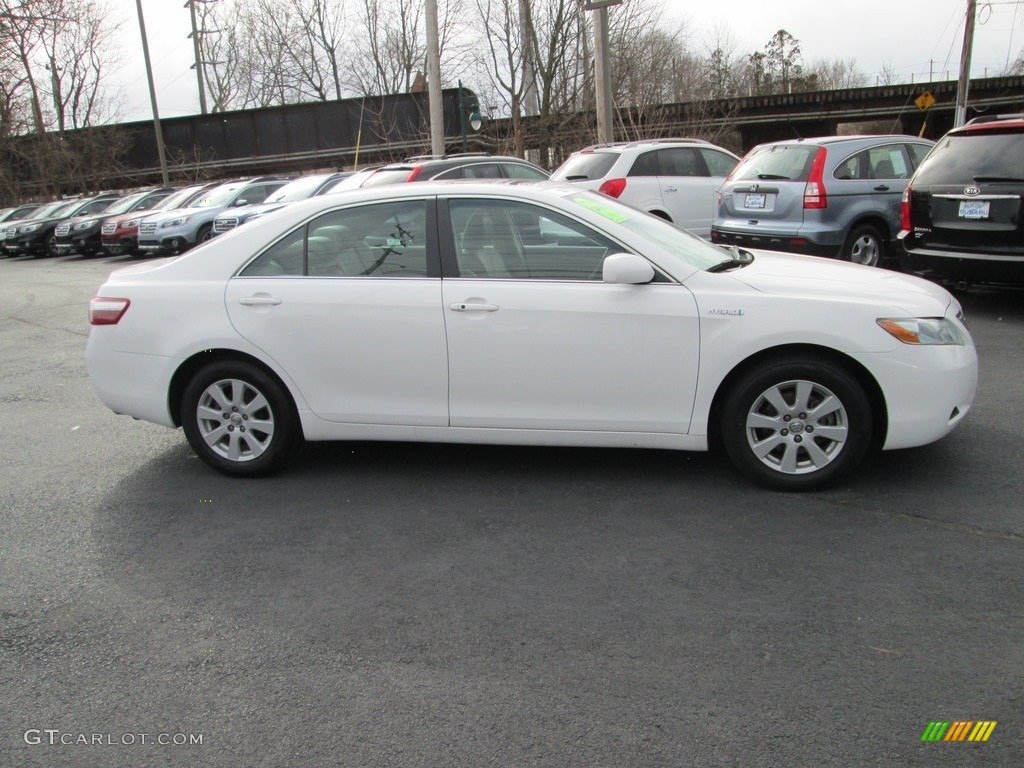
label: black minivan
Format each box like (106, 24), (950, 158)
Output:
(898, 115), (1024, 286)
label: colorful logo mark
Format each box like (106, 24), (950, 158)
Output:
(921, 721), (997, 742)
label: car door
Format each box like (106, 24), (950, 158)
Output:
(652, 147), (717, 237)
(440, 196), (700, 434)
(225, 198), (449, 426)
(865, 144), (915, 232)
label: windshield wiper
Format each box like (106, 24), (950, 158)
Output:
(707, 245), (754, 273)
(563, 174), (590, 180)
(756, 173), (790, 180)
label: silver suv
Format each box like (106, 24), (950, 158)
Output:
(549, 139), (740, 238)
(712, 135), (934, 266)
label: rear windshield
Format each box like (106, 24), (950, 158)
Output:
(550, 153), (618, 181)
(731, 144), (819, 182)
(361, 168), (414, 187)
(912, 131), (1024, 184)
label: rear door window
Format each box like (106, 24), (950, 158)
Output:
(699, 148), (739, 177)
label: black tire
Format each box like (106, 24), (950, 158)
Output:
(720, 357), (872, 491)
(841, 224), (884, 267)
(180, 360), (299, 477)
(45, 232), (61, 258)
(197, 224), (214, 243)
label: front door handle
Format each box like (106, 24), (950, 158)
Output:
(239, 296), (282, 306)
(449, 302), (499, 312)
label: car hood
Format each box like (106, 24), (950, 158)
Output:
(219, 202), (282, 219)
(727, 250), (953, 314)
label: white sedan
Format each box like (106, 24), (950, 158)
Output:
(85, 181), (977, 490)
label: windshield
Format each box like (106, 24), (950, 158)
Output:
(191, 185), (245, 208)
(43, 201), (79, 219)
(102, 192), (149, 216)
(157, 186), (206, 211)
(264, 175), (331, 203)
(565, 191), (729, 271)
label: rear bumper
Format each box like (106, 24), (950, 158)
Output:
(898, 242), (1024, 284)
(85, 338), (180, 427)
(711, 226), (841, 258)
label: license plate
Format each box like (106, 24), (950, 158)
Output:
(743, 193), (766, 209)
(958, 200), (990, 219)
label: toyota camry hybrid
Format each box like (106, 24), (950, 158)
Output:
(85, 182), (977, 491)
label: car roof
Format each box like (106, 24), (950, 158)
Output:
(576, 138), (717, 152)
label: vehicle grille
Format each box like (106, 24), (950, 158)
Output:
(214, 218), (238, 232)
(139, 222), (158, 236)
(55, 223), (71, 236)
(4, 227), (16, 239)
(101, 222), (117, 235)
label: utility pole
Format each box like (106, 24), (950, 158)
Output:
(186, 0), (208, 114)
(954, 0), (977, 127)
(520, 0), (540, 162)
(135, 0), (169, 184)
(424, 0), (445, 156)
(583, 0), (620, 144)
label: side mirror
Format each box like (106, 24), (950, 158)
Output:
(234, 199), (248, 207)
(602, 253), (655, 284)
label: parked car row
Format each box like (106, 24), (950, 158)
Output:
(7, 119), (1023, 286)
(0, 155), (553, 260)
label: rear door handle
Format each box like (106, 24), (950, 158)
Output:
(449, 302), (499, 312)
(239, 296), (282, 306)
(872, 184), (891, 191)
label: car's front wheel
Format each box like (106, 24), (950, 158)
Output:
(720, 357), (872, 491)
(181, 361), (299, 477)
(842, 224), (884, 267)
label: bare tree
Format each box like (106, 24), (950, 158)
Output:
(39, 0), (122, 130)
(807, 57), (867, 91)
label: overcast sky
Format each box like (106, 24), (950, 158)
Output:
(109, 0), (1022, 122)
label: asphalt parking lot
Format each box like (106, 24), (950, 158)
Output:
(1, 253), (1022, 767)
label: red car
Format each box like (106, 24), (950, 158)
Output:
(101, 183), (217, 256)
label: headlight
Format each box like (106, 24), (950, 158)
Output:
(163, 216), (190, 228)
(877, 317), (966, 345)
(21, 224), (40, 233)
(74, 219), (97, 230)
(122, 219), (140, 228)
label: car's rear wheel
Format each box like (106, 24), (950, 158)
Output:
(181, 361), (299, 477)
(842, 224), (883, 267)
(197, 224), (214, 243)
(720, 357), (872, 491)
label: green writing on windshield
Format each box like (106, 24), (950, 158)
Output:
(571, 195), (631, 223)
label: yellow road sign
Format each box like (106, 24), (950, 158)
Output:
(915, 92), (936, 111)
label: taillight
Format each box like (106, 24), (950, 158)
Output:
(406, 165), (425, 182)
(598, 178), (627, 198)
(900, 186), (912, 231)
(89, 297), (130, 325)
(803, 146), (828, 209)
